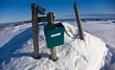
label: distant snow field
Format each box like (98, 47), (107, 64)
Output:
(83, 20), (115, 48)
(0, 20), (115, 70)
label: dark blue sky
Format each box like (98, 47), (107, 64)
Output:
(0, 0), (115, 23)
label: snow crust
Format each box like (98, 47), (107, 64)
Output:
(0, 22), (108, 70)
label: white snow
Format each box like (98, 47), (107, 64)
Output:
(71, 20), (115, 48)
(83, 21), (115, 48)
(0, 22), (109, 70)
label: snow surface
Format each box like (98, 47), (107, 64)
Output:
(0, 22), (109, 70)
(83, 21), (115, 48)
(70, 20), (115, 48)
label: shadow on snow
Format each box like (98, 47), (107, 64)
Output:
(0, 27), (32, 66)
(0, 23), (48, 69)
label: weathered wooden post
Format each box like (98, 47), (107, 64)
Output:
(31, 4), (40, 59)
(47, 12), (57, 61)
(31, 3), (46, 59)
(73, 0), (84, 40)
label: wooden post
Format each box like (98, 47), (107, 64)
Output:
(47, 12), (57, 61)
(32, 4), (40, 59)
(74, 1), (84, 40)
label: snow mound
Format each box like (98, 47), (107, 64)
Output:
(0, 22), (108, 70)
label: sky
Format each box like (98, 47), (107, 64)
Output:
(0, 0), (115, 23)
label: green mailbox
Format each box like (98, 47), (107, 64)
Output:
(44, 23), (64, 48)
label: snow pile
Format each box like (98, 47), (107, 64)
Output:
(0, 22), (108, 70)
(82, 21), (115, 48)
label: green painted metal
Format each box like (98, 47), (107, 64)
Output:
(44, 23), (64, 48)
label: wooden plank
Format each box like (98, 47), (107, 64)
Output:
(37, 5), (46, 15)
(38, 17), (48, 22)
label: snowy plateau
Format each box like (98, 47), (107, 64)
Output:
(0, 20), (115, 70)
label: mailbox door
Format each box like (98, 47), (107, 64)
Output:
(46, 27), (64, 48)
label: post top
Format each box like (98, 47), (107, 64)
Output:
(32, 3), (38, 8)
